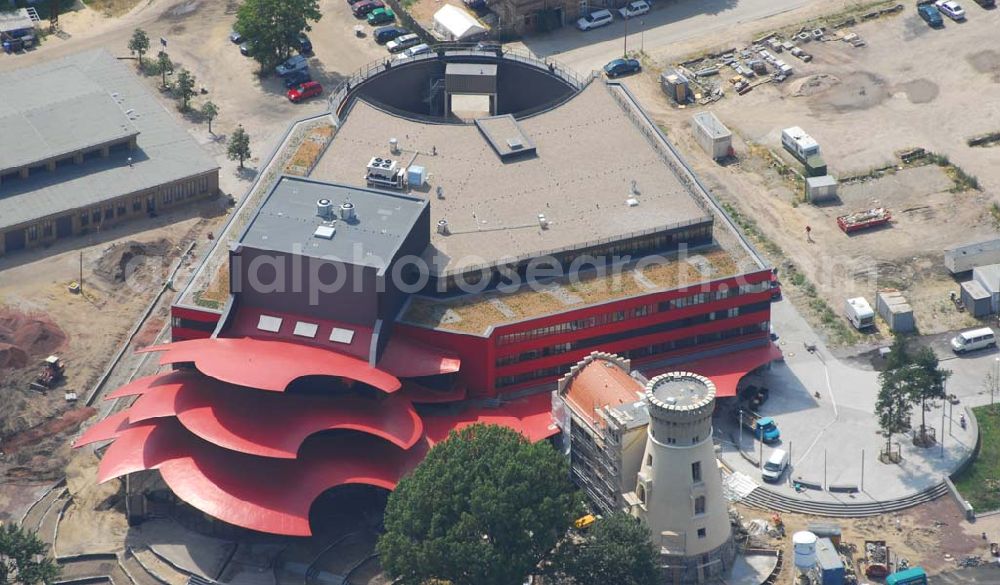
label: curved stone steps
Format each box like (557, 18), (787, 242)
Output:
(57, 556), (131, 585)
(740, 481), (949, 517)
(40, 490), (71, 550)
(121, 549), (171, 585)
(22, 484), (66, 533)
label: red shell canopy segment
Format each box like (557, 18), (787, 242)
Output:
(140, 338), (402, 393)
(645, 343), (784, 398)
(87, 373), (423, 457)
(96, 418), (427, 536)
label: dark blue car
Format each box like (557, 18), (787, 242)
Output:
(603, 58), (641, 78)
(918, 4), (944, 26)
(283, 69), (312, 88)
(373, 25), (409, 44)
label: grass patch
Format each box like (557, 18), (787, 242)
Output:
(953, 404), (1000, 512)
(905, 151), (981, 193)
(84, 0), (143, 17)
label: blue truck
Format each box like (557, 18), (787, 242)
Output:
(737, 409), (781, 443)
(886, 568), (927, 585)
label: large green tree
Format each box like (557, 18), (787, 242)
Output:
(882, 336), (951, 444)
(552, 513), (659, 585)
(378, 424), (581, 585)
(234, 0), (321, 71)
(0, 524), (61, 585)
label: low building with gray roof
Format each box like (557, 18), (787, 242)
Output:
(0, 49), (219, 257)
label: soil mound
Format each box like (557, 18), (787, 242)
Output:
(0, 308), (67, 369)
(95, 238), (172, 283)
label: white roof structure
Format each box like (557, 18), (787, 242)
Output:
(432, 4), (486, 41)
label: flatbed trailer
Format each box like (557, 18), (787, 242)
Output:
(837, 207), (891, 233)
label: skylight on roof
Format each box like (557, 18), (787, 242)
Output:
(257, 315), (283, 333)
(329, 327), (355, 344)
(294, 321), (319, 338)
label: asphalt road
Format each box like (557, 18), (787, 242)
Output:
(508, 0), (821, 73)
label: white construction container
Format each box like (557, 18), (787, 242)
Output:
(691, 112), (732, 161)
(945, 238), (1000, 274)
(781, 126), (819, 161)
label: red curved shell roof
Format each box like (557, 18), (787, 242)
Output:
(377, 333), (461, 378)
(140, 338), (402, 393)
(75, 410), (132, 447)
(96, 418), (426, 536)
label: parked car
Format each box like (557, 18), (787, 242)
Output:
(297, 33), (313, 53)
(761, 449), (788, 483)
(971, 0), (995, 8)
(283, 69), (312, 88)
(276, 54), (309, 76)
(918, 3), (944, 25)
(386, 33), (420, 53)
(367, 7), (395, 25)
(935, 0), (966, 19)
(577, 8), (614, 30)
(374, 26), (409, 44)
(229, 30), (243, 43)
(603, 58), (641, 77)
(951, 327), (996, 353)
(396, 43), (431, 60)
(464, 0), (487, 9)
(347, 0), (369, 5)
(239, 40), (254, 56)
(287, 81), (323, 103)
(618, 0), (650, 18)
(352, 0), (384, 17)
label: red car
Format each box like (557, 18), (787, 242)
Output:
(287, 81), (323, 103)
(352, 0), (383, 16)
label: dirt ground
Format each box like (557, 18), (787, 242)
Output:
(0, 207), (219, 482)
(738, 495), (994, 581)
(623, 3), (1000, 344)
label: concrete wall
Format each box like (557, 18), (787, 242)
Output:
(231, 247), (380, 327)
(0, 170), (218, 258)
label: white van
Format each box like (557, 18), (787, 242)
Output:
(951, 327), (996, 354)
(577, 9), (614, 30)
(761, 449), (788, 483)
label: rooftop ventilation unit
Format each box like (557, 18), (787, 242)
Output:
(538, 214), (549, 230)
(506, 137), (523, 150)
(437, 219), (449, 235)
(314, 225), (336, 240)
(317, 198), (334, 220)
(389, 138), (399, 154)
(339, 201), (356, 222)
(366, 156), (405, 189)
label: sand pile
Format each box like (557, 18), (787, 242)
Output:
(0, 309), (66, 369)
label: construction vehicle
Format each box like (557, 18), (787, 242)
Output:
(574, 514), (597, 530)
(736, 409), (781, 443)
(837, 207), (892, 233)
(863, 540), (890, 579)
(30, 355), (64, 391)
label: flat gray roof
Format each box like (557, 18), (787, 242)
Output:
(0, 50), (219, 231)
(313, 83), (710, 276)
(240, 176), (428, 270)
(0, 65), (139, 174)
(0, 9), (33, 33)
(446, 63), (497, 76)
(692, 111), (730, 139)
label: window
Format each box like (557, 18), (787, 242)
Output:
(637, 484), (646, 504)
(117, 203), (127, 216)
(692, 435), (700, 444)
(694, 496), (706, 515)
(104, 207), (113, 220)
(646, 454), (652, 466)
(697, 528), (707, 539)
(666, 437), (676, 445)
(80, 213), (89, 227)
(27, 225), (38, 241)
(42, 221), (53, 238)
(133, 198), (142, 212)
(93, 209), (102, 224)
(691, 461), (702, 483)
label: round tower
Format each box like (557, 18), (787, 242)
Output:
(632, 372), (734, 584)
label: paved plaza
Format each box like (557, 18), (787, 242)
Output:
(716, 299), (981, 505)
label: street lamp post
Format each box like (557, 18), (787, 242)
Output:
(994, 357), (999, 405)
(640, 20), (644, 53)
(623, 14), (629, 57)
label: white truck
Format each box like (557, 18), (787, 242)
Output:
(845, 297), (875, 330)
